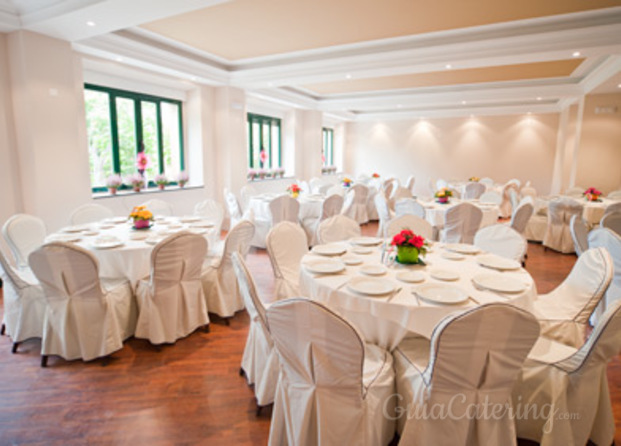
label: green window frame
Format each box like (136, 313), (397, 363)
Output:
(322, 127), (334, 167)
(84, 83), (185, 192)
(247, 113), (282, 169)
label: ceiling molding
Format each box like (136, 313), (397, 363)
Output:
(580, 55), (621, 94)
(355, 104), (559, 121)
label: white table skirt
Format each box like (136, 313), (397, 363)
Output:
(422, 199), (500, 228)
(248, 193), (324, 221)
(300, 242), (535, 350)
(536, 196), (619, 226)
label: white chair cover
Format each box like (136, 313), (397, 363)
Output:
(267, 298), (395, 446)
(194, 199), (224, 249)
(201, 220), (255, 318)
(301, 194), (343, 246)
(463, 182), (486, 200)
(603, 201), (621, 216)
(390, 186), (412, 205)
(439, 202), (483, 244)
(569, 214), (589, 256)
(405, 175), (416, 194)
(299, 180), (310, 195)
(240, 185), (257, 212)
(479, 177), (494, 187)
(386, 215), (433, 241)
(231, 252), (279, 407)
(326, 185), (344, 197)
(140, 199), (173, 217)
(2, 214), (47, 270)
(543, 198), (584, 253)
(253, 195), (300, 249)
(513, 300), (621, 446)
(500, 181), (519, 218)
(394, 198), (425, 219)
(316, 215), (361, 244)
(69, 204), (114, 225)
(474, 224), (527, 263)
(340, 188), (356, 215)
(607, 189), (621, 200)
(520, 186), (537, 199)
(266, 222), (308, 300)
(600, 211), (621, 236)
(224, 189), (243, 229)
(0, 246), (46, 346)
(382, 178), (396, 200)
(435, 178), (448, 190)
(135, 232), (209, 344)
(509, 197), (534, 234)
(479, 191), (502, 205)
(309, 177), (325, 194)
(374, 193), (393, 238)
(29, 242), (136, 362)
(533, 247), (612, 348)
(342, 184), (369, 224)
(588, 228), (621, 325)
(394, 303), (539, 445)
(565, 186), (585, 197)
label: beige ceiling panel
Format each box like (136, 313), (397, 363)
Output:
(141, 0), (619, 60)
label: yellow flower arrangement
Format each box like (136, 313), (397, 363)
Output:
(129, 205), (154, 221)
(434, 188), (453, 199)
(469, 176), (480, 182)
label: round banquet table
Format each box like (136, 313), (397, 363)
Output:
(248, 193), (324, 221)
(421, 198), (500, 229)
(45, 216), (218, 286)
(299, 239), (536, 350)
(535, 195), (619, 226)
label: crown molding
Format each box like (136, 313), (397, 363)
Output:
(0, 8), (19, 32)
(580, 55), (621, 94)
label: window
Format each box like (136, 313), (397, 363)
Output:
(247, 113), (281, 169)
(322, 127), (334, 166)
(84, 84), (184, 191)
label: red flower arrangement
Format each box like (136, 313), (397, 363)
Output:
(372, 173), (380, 178)
(287, 183), (301, 197)
(583, 187), (602, 202)
(391, 229), (428, 264)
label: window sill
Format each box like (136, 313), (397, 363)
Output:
(247, 176), (294, 183)
(93, 185), (204, 199)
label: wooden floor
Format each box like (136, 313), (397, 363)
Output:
(0, 222), (619, 445)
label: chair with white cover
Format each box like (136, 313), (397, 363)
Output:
(194, 199), (225, 249)
(543, 198), (584, 253)
(389, 186), (412, 209)
(326, 184), (344, 197)
(342, 184), (369, 224)
(565, 186), (585, 197)
(600, 211), (621, 236)
(479, 177), (494, 187)
(520, 185), (537, 200)
(382, 178), (396, 200)
(435, 178), (448, 190)
(405, 175), (415, 194)
(570, 214), (589, 256)
(588, 228), (621, 325)
(509, 197), (534, 235)
(301, 194), (343, 246)
(29, 242), (136, 367)
(2, 214), (47, 270)
(463, 182), (486, 200)
(298, 180), (310, 195)
(500, 181), (519, 218)
(231, 252), (279, 411)
(603, 201), (621, 217)
(69, 204), (114, 225)
(386, 215), (433, 241)
(224, 189), (243, 229)
(267, 298), (395, 446)
(439, 202), (483, 244)
(513, 300), (621, 446)
(394, 303), (539, 445)
(531, 247), (612, 348)
(374, 193), (393, 238)
(316, 215), (361, 244)
(474, 224), (527, 263)
(266, 222), (308, 300)
(240, 185), (257, 213)
(340, 188), (356, 216)
(0, 246), (46, 353)
(394, 198), (425, 219)
(201, 220), (255, 320)
(135, 232), (209, 344)
(479, 191), (502, 205)
(607, 189), (621, 200)
(141, 199), (173, 217)
(309, 177), (325, 195)
(252, 195), (300, 249)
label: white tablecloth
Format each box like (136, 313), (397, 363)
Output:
(536, 196), (619, 225)
(422, 198), (500, 228)
(248, 193), (324, 221)
(300, 242), (535, 350)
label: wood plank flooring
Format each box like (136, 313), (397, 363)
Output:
(0, 222), (618, 445)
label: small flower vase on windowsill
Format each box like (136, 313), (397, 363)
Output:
(108, 187), (117, 195)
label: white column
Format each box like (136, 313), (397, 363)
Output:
(568, 96), (586, 189)
(550, 106), (570, 195)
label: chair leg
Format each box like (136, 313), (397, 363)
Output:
(1, 323), (5, 335)
(101, 356), (112, 367)
(202, 324), (210, 333)
(239, 367), (245, 377)
(224, 318), (230, 326)
(256, 403), (263, 416)
(41, 355), (48, 367)
(11, 342), (19, 353)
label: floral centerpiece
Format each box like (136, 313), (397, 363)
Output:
(287, 183), (301, 198)
(106, 174), (123, 195)
(469, 176), (480, 182)
(247, 168), (258, 181)
(177, 171), (189, 187)
(129, 205), (153, 229)
(435, 187), (453, 204)
(154, 173), (168, 190)
(583, 187), (602, 202)
(125, 173), (145, 192)
(257, 168), (267, 180)
(372, 173), (380, 178)
(391, 229), (428, 264)
(342, 177), (353, 188)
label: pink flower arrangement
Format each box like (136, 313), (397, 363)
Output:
(136, 152), (150, 171)
(583, 187), (602, 202)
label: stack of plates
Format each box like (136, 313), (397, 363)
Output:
(444, 244), (480, 255)
(347, 276), (395, 297)
(46, 233), (82, 243)
(349, 237), (383, 246)
(476, 254), (521, 271)
(91, 236), (123, 249)
(304, 258), (346, 275)
(311, 243), (348, 256)
(62, 225), (90, 233)
(414, 284), (468, 305)
(472, 273), (527, 294)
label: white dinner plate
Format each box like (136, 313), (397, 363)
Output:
(476, 254), (521, 271)
(62, 225), (90, 233)
(91, 240), (124, 249)
(430, 269), (460, 281)
(83, 231), (99, 237)
(444, 243), (481, 255)
(415, 283), (468, 305)
(46, 234), (82, 243)
(349, 236), (383, 246)
(359, 264), (387, 276)
(312, 243), (348, 256)
(179, 216), (201, 223)
(472, 273), (527, 294)
(342, 255), (363, 265)
(190, 221), (215, 228)
(304, 259), (346, 275)
(347, 276), (395, 296)
(442, 251), (465, 261)
(396, 271), (425, 283)
(352, 246), (373, 255)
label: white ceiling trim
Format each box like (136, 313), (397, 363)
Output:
(580, 55), (621, 94)
(355, 104), (560, 121)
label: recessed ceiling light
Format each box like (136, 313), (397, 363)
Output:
(397, 104), (403, 109)
(86, 21), (96, 27)
(445, 64), (452, 69)
(536, 97), (542, 101)
(461, 100), (467, 105)
(345, 74), (352, 79)
(115, 56), (123, 62)
(527, 112), (532, 115)
(470, 114), (475, 118)
(617, 83), (621, 89)
(572, 51), (581, 57)
(191, 76), (197, 81)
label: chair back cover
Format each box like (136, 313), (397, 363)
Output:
(382, 178), (396, 199)
(400, 303), (539, 445)
(69, 204), (114, 225)
(479, 191), (502, 205)
(340, 188), (356, 214)
(299, 180), (310, 195)
(386, 215), (433, 241)
(269, 195), (300, 225)
(194, 199), (224, 231)
(588, 229), (621, 324)
(342, 184), (369, 224)
(309, 177), (325, 194)
(232, 252), (268, 328)
(474, 224), (527, 262)
(479, 177), (494, 187)
(28, 242), (126, 361)
(240, 185), (257, 212)
(543, 198), (584, 253)
(390, 186), (412, 203)
(500, 181), (520, 218)
(565, 186), (585, 197)
(600, 211), (621, 236)
(320, 194), (343, 221)
(520, 186), (537, 199)
(570, 214), (589, 256)
(374, 193), (392, 238)
(435, 178), (448, 190)
(607, 190), (621, 200)
(266, 222), (308, 300)
(135, 232), (208, 344)
(326, 185), (344, 197)
(463, 182), (486, 200)
(405, 175), (415, 194)
(2, 214), (47, 269)
(441, 202), (483, 244)
(394, 198), (425, 219)
(141, 199), (173, 217)
(224, 190), (243, 221)
(509, 197), (534, 234)
(0, 245), (45, 343)
(317, 215), (361, 244)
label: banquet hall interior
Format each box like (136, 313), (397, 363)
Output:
(1, 0), (621, 444)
